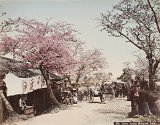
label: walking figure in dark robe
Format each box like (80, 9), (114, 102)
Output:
(130, 84), (140, 117)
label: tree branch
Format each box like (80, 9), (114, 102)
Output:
(147, 0), (160, 33)
(116, 29), (143, 50)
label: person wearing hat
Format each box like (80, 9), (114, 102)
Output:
(130, 83), (140, 118)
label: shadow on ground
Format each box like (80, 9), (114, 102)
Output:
(95, 108), (127, 116)
(87, 101), (101, 104)
(94, 109), (128, 120)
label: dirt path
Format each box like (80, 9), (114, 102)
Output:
(4, 96), (139, 125)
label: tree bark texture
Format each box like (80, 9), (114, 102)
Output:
(39, 66), (60, 108)
(0, 91), (17, 117)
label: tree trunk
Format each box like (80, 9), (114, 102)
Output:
(76, 73), (81, 84)
(148, 57), (155, 91)
(39, 66), (60, 108)
(0, 91), (17, 117)
(0, 97), (4, 124)
(66, 76), (72, 85)
(46, 80), (60, 107)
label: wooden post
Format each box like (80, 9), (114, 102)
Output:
(0, 97), (4, 124)
(33, 90), (36, 115)
(43, 89), (45, 113)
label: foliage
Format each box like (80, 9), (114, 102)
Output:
(0, 18), (82, 75)
(72, 48), (107, 84)
(0, 7), (6, 33)
(99, 0), (160, 90)
(94, 72), (111, 81)
(134, 55), (149, 79)
(0, 18), (84, 107)
(118, 62), (133, 82)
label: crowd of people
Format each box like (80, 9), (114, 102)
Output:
(16, 78), (155, 119)
(128, 78), (152, 118)
(60, 88), (78, 105)
(100, 77), (153, 118)
(113, 83), (127, 98)
(0, 71), (156, 120)
(15, 77), (157, 118)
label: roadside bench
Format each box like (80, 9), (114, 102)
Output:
(24, 106), (34, 117)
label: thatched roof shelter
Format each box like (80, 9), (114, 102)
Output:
(0, 56), (39, 78)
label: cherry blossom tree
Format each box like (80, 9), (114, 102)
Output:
(0, 7), (6, 33)
(134, 55), (149, 80)
(99, 0), (160, 90)
(0, 18), (82, 107)
(93, 71), (109, 83)
(69, 48), (107, 85)
(0, 10), (20, 117)
(134, 54), (160, 80)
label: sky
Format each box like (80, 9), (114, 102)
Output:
(0, 0), (140, 78)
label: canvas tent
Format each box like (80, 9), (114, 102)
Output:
(4, 72), (47, 96)
(4, 73), (24, 96)
(0, 56), (64, 117)
(4, 72), (50, 116)
(0, 56), (48, 95)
